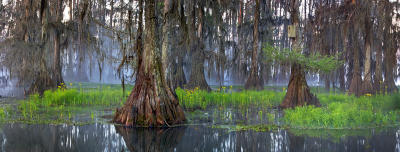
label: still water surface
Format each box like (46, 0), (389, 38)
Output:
(0, 123), (399, 152)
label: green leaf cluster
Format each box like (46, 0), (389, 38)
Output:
(263, 44), (343, 73)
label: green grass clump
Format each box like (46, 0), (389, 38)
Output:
(28, 86), (129, 107)
(284, 93), (400, 129)
(176, 87), (284, 110)
(11, 84), (131, 124)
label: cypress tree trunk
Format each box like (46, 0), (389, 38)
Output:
(168, 0), (187, 90)
(186, 3), (210, 91)
(28, 0), (56, 95)
(161, 0), (172, 80)
(375, 41), (384, 93)
(245, 0), (263, 90)
(280, 64), (320, 108)
(280, 0), (320, 109)
(53, 30), (63, 86)
(113, 0), (185, 126)
(28, 58), (56, 95)
(374, 3), (384, 94)
(216, 5), (225, 88)
(361, 3), (373, 95)
(340, 23), (348, 91)
(383, 43), (398, 93)
(324, 73), (331, 92)
(53, 0), (64, 86)
(348, 24), (362, 97)
(168, 55), (186, 91)
(383, 0), (398, 93)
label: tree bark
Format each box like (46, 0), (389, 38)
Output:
(169, 55), (186, 91)
(383, 0), (398, 93)
(383, 41), (398, 94)
(216, 3), (225, 88)
(28, 58), (56, 95)
(339, 24), (348, 91)
(245, 0), (263, 90)
(113, 0), (185, 127)
(374, 2), (384, 94)
(53, 30), (63, 86)
(161, 0), (173, 80)
(361, 3), (374, 95)
(374, 41), (384, 93)
(280, 64), (320, 108)
(168, 0), (186, 90)
(348, 23), (362, 97)
(53, 0), (64, 85)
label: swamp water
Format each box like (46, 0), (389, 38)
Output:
(0, 123), (399, 152)
(0, 92), (399, 152)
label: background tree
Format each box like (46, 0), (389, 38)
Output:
(244, 0), (263, 90)
(113, 0), (185, 126)
(186, 0), (211, 91)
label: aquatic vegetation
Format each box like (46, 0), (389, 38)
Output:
(2, 85), (131, 124)
(176, 87), (284, 110)
(284, 93), (400, 129)
(0, 82), (398, 130)
(0, 107), (6, 120)
(29, 86), (130, 107)
(267, 112), (275, 124)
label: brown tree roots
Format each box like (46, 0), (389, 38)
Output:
(280, 64), (320, 109)
(113, 75), (186, 127)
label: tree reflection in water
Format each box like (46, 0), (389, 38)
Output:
(0, 124), (399, 152)
(115, 126), (186, 152)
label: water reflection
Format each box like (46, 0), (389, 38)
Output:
(115, 126), (186, 152)
(0, 123), (398, 152)
(0, 124), (126, 152)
